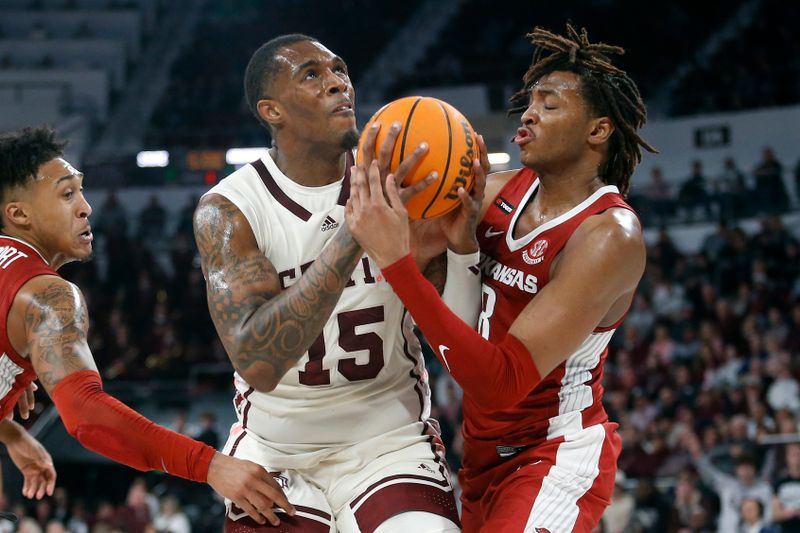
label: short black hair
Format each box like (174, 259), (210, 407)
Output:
(0, 126), (66, 225)
(244, 33), (319, 132)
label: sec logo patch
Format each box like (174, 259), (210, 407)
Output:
(522, 239), (548, 265)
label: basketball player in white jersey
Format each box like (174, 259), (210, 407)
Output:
(194, 34), (479, 532)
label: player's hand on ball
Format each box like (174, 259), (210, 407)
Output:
(359, 121), (436, 204)
(439, 134), (489, 254)
(347, 161), (415, 268)
(207, 452), (295, 526)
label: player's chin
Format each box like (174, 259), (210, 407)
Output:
(339, 126), (360, 151)
(72, 242), (94, 262)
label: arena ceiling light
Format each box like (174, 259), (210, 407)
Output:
(488, 152), (511, 165)
(226, 147), (269, 166)
(136, 150), (169, 168)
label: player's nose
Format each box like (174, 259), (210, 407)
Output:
(324, 71), (347, 95)
(521, 106), (539, 126)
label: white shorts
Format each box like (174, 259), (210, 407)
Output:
(222, 422), (461, 532)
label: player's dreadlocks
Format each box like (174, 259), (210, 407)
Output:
(510, 24), (657, 197)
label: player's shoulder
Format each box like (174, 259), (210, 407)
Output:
(485, 169), (520, 196)
(564, 205), (644, 275)
(480, 168), (524, 219)
(577, 206), (643, 250)
(16, 274), (81, 306)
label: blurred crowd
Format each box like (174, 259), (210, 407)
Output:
(630, 147), (799, 227)
(0, 172), (796, 532)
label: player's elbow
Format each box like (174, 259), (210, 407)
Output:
(237, 367), (279, 393)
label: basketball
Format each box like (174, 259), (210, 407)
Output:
(357, 96), (479, 220)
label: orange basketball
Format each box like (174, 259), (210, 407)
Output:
(357, 96), (479, 220)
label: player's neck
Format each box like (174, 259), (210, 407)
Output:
(270, 145), (347, 187)
(535, 162), (606, 211)
(0, 229), (57, 267)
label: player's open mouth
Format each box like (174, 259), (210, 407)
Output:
(332, 102), (354, 115)
(79, 228), (93, 242)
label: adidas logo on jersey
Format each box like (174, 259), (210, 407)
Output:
(321, 215), (339, 232)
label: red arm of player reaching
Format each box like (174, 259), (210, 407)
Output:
(345, 163), (645, 410)
(12, 275), (294, 526)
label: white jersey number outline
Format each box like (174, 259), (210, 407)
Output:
(477, 284), (496, 340)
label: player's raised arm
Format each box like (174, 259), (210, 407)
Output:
(15, 274), (294, 526)
(193, 194), (363, 392)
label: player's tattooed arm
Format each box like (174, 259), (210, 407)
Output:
(194, 194), (363, 392)
(17, 277), (98, 393)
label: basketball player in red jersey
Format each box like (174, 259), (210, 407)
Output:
(345, 25), (657, 532)
(0, 127), (293, 526)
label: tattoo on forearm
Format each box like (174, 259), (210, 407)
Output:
(423, 253), (447, 295)
(24, 282), (90, 389)
(195, 197), (363, 385)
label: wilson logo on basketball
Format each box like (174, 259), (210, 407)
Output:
(522, 239), (548, 265)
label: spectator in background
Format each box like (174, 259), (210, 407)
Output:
(628, 477), (670, 532)
(194, 412), (219, 449)
(667, 469), (714, 532)
(138, 194), (168, 242)
(679, 160), (712, 222)
(153, 496), (190, 533)
(95, 190), (129, 240)
(113, 479), (155, 533)
(715, 157), (748, 221)
(753, 147), (788, 213)
(642, 166), (675, 225)
(601, 471), (635, 533)
(687, 429), (773, 533)
(173, 194), (198, 240)
(772, 444), (800, 532)
(739, 498), (778, 533)
(766, 352), (800, 413)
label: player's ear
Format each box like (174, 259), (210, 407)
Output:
(587, 116), (614, 146)
(257, 98), (284, 128)
(4, 200), (32, 228)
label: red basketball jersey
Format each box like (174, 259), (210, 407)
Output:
(465, 168), (634, 469)
(0, 236), (58, 419)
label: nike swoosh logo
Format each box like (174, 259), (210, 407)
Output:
(438, 345), (451, 372)
(485, 227), (504, 238)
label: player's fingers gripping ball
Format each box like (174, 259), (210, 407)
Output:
(358, 96), (479, 220)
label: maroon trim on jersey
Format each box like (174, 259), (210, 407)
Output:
(241, 387), (255, 428)
(336, 151), (354, 206)
(225, 511), (330, 532)
(351, 473), (451, 507)
(352, 480), (459, 532)
(251, 159), (313, 221)
(399, 310), (426, 420)
(227, 430), (247, 457)
(293, 505), (331, 521)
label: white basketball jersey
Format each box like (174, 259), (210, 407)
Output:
(205, 152), (431, 451)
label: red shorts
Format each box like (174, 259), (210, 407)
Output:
(459, 422), (621, 533)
